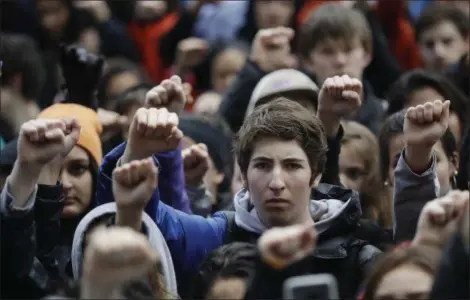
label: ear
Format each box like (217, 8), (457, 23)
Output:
(213, 171), (225, 185)
(362, 50), (372, 69)
(310, 173), (323, 189)
(449, 151), (460, 176)
(11, 73), (22, 93)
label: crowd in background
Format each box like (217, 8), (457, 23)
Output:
(0, 0), (469, 299)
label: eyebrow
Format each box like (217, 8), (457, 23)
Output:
(251, 156), (306, 163)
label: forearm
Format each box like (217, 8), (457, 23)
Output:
(7, 161), (41, 208)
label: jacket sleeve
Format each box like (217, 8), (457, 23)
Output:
(218, 59), (265, 133)
(95, 142), (228, 293)
(321, 126), (343, 185)
(34, 184), (64, 281)
(393, 151), (439, 242)
(0, 181), (37, 278)
(155, 143), (192, 213)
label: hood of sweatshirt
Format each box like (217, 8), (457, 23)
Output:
(234, 184), (362, 239)
(71, 203), (178, 295)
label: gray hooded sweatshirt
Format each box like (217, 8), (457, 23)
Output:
(233, 185), (359, 239)
(71, 203), (178, 295)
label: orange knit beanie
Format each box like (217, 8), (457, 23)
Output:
(38, 103), (103, 165)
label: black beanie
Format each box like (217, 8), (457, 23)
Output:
(179, 115), (233, 174)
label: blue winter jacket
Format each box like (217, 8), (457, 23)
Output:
(95, 142), (227, 292)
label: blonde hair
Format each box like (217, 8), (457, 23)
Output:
(341, 121), (393, 228)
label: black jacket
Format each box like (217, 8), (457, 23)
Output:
(1, 183), (65, 299)
(227, 185), (382, 299)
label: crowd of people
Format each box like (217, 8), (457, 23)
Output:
(1, 0), (469, 299)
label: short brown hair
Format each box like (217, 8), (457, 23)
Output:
(298, 3), (372, 59)
(362, 246), (441, 300)
(235, 98), (328, 182)
(415, 3), (470, 41)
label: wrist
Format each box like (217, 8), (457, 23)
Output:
(116, 208), (143, 232)
(12, 160), (42, 184)
(38, 165), (62, 185)
(317, 111), (341, 137)
(405, 145), (434, 173)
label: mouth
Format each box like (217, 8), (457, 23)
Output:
(265, 198), (290, 209)
(64, 197), (76, 206)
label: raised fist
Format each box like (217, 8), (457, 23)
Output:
(59, 44), (103, 105)
(182, 143), (210, 187)
(176, 37), (208, 70)
(258, 224), (317, 269)
(404, 100), (450, 148)
(81, 227), (159, 289)
(145, 75), (188, 115)
(413, 190), (469, 249)
(317, 75), (362, 118)
(113, 157), (158, 211)
(17, 118), (81, 170)
(250, 27), (297, 73)
(122, 107), (183, 164)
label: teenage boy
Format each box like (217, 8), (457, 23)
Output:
(415, 3), (469, 72)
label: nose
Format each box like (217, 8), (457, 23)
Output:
(433, 42), (447, 59)
(334, 51), (347, 68)
(268, 166), (285, 192)
(61, 171), (73, 191)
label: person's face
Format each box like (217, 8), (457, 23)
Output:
(254, 1), (294, 29)
(61, 146), (93, 218)
(193, 92), (222, 115)
(374, 264), (433, 300)
(305, 37), (371, 84)
(207, 277), (246, 300)
(106, 72), (140, 107)
(182, 137), (224, 200)
(212, 49), (246, 94)
(339, 142), (368, 192)
(245, 137), (313, 227)
(36, 0), (69, 40)
(405, 88), (462, 146)
(387, 134), (457, 196)
(134, 1), (167, 21)
(419, 21), (469, 72)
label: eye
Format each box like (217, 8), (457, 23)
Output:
(254, 162), (270, 170)
(442, 37), (453, 46)
(344, 167), (364, 180)
(67, 163), (88, 176)
(285, 162), (302, 170)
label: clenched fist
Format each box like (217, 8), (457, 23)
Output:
(182, 143), (210, 187)
(145, 75), (188, 115)
(250, 27), (297, 73)
(17, 118), (81, 170)
(258, 224), (317, 269)
(81, 227), (159, 297)
(317, 75), (362, 137)
(113, 157), (158, 211)
(121, 107), (183, 165)
(176, 37), (208, 70)
(413, 190), (469, 249)
(404, 100), (450, 173)
(404, 100), (450, 148)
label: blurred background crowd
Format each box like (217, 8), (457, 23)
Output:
(0, 0), (469, 299)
